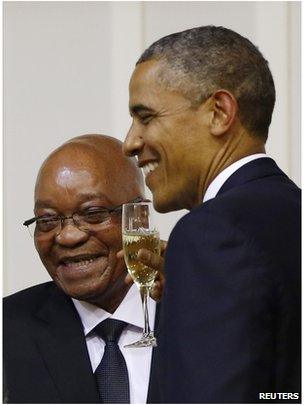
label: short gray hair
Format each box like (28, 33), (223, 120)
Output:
(137, 26), (275, 139)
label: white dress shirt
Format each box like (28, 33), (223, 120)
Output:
(203, 153), (267, 203)
(72, 284), (156, 404)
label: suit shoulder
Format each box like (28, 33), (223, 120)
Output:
(210, 176), (300, 225)
(169, 205), (225, 245)
(3, 281), (56, 316)
(170, 174), (300, 241)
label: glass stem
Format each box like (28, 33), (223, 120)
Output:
(140, 286), (151, 336)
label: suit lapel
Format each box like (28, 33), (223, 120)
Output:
(34, 285), (99, 403)
(217, 157), (288, 196)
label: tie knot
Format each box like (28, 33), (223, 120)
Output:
(94, 319), (127, 343)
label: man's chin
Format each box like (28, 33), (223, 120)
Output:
(152, 193), (184, 213)
(54, 278), (106, 303)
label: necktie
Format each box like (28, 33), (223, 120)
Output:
(94, 318), (130, 403)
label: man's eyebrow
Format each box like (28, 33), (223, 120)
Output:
(34, 193), (113, 209)
(35, 200), (55, 209)
(129, 104), (155, 116)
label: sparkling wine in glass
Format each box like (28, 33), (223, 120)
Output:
(122, 201), (160, 348)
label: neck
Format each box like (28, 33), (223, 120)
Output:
(197, 129), (265, 207)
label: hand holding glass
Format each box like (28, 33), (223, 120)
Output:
(122, 202), (160, 347)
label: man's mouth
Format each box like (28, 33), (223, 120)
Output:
(59, 254), (102, 269)
(142, 162), (159, 177)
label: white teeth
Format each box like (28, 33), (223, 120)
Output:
(142, 162), (159, 177)
(64, 258), (96, 268)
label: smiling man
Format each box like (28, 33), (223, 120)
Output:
(123, 26), (301, 403)
(4, 134), (162, 404)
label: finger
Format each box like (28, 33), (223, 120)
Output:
(117, 249), (124, 259)
(150, 281), (162, 302)
(124, 273), (133, 286)
(157, 269), (165, 282)
(160, 240), (167, 255)
(150, 282), (159, 301)
(138, 248), (164, 271)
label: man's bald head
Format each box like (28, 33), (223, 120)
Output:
(35, 134), (145, 205)
(33, 134), (145, 308)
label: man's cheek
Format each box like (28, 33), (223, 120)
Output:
(35, 239), (51, 256)
(111, 251), (127, 279)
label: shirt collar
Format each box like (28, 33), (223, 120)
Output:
(203, 153), (267, 203)
(72, 284), (156, 336)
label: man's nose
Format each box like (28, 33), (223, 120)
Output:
(123, 124), (144, 157)
(55, 223), (89, 247)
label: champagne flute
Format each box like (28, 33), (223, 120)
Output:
(122, 201), (160, 348)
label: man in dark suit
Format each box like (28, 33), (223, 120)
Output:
(123, 26), (301, 403)
(4, 134), (163, 403)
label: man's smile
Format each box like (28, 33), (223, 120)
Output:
(56, 253), (109, 278)
(142, 161), (159, 178)
(58, 252), (104, 266)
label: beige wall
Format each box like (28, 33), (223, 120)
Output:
(4, 1), (301, 295)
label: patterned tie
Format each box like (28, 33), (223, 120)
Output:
(94, 318), (130, 403)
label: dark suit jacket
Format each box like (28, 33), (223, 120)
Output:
(3, 282), (160, 403)
(155, 158), (301, 403)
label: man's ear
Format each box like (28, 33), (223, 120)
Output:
(208, 90), (238, 136)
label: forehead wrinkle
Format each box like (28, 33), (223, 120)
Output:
(36, 163), (124, 208)
(34, 191), (113, 212)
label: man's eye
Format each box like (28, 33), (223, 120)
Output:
(139, 115), (153, 125)
(36, 217), (60, 231)
(83, 210), (110, 224)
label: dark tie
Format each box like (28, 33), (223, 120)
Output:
(94, 318), (130, 403)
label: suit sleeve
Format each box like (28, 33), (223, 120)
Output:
(158, 209), (276, 403)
